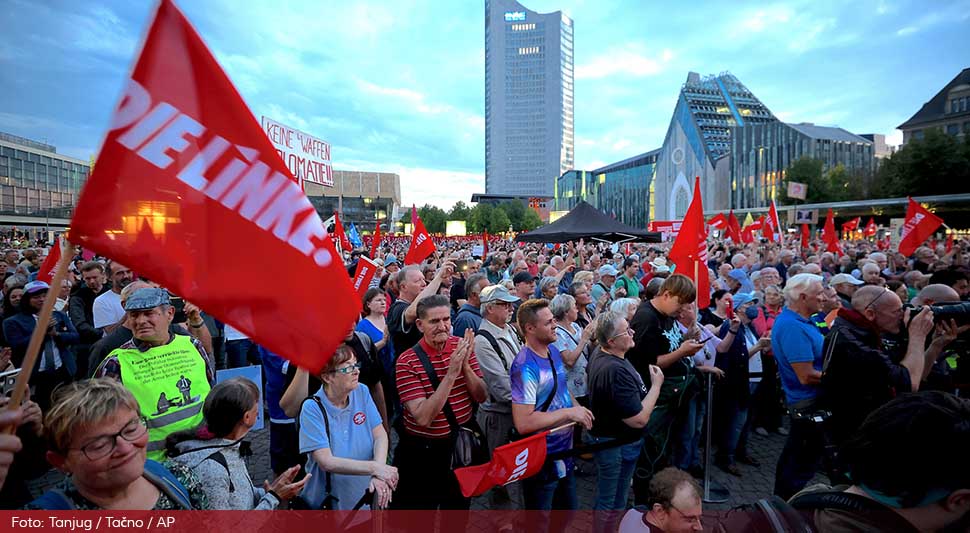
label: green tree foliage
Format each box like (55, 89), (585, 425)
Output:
(488, 207), (512, 234)
(459, 200), (543, 232)
(416, 204), (447, 234)
(521, 208), (543, 231)
(780, 157), (866, 203)
(448, 201), (471, 221)
(873, 129), (970, 198)
(466, 203), (493, 233)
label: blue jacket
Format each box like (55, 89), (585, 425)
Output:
(3, 310), (79, 376)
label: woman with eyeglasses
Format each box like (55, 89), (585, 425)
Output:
(167, 377), (307, 509)
(26, 379), (209, 510)
(296, 345), (397, 510)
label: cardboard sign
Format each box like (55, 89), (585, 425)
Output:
(787, 181), (807, 200)
(261, 116), (333, 187)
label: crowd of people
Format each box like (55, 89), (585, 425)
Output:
(0, 234), (968, 532)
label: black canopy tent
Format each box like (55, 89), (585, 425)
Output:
(515, 201), (662, 244)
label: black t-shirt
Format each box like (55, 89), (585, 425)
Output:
(388, 299), (422, 360)
(699, 308), (725, 328)
(346, 332), (383, 387)
(449, 276), (466, 310)
(587, 348), (648, 440)
(629, 300), (689, 378)
(285, 361), (322, 398)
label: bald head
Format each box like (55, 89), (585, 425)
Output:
(912, 284), (961, 307)
(852, 286), (895, 313)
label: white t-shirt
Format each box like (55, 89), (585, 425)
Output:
(92, 290), (124, 330)
(744, 327), (763, 383)
(618, 509), (657, 532)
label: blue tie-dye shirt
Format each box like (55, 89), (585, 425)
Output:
(510, 344), (575, 460)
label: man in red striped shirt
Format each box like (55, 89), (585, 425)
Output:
(392, 294), (487, 510)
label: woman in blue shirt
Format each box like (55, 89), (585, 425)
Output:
(356, 288), (394, 377)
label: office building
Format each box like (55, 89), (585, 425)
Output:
(653, 72), (776, 219)
(729, 122), (874, 210)
(485, 0), (574, 197)
(859, 133), (895, 159)
(554, 148), (660, 228)
(0, 131), (89, 229)
(898, 67), (970, 144)
(304, 170), (400, 233)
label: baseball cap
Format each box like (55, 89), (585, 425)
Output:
(23, 281), (49, 294)
(480, 285), (520, 304)
(732, 292), (760, 309)
(384, 254), (400, 267)
(124, 288), (171, 311)
(830, 273), (864, 286)
(512, 271), (535, 285)
(598, 265), (619, 277)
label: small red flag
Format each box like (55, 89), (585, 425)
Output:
(707, 213), (728, 229)
(370, 220), (382, 259)
(332, 212), (352, 252)
(761, 215), (774, 242)
(668, 177), (710, 309)
(898, 198), (944, 257)
(767, 200), (783, 243)
(454, 431), (548, 497)
(405, 205), (436, 265)
(801, 223), (810, 249)
(726, 211), (742, 243)
(351, 256), (380, 297)
(946, 233), (955, 253)
(864, 217), (877, 237)
(823, 208), (841, 255)
(68, 0), (360, 374)
(38, 237), (64, 284)
(483, 229), (489, 259)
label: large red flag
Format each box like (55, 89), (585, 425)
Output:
(332, 212), (352, 252)
(37, 237), (65, 284)
(68, 0), (360, 374)
(454, 431), (548, 497)
(898, 197), (944, 256)
(370, 220), (382, 259)
(761, 215), (775, 242)
(707, 213), (728, 230)
(767, 200), (783, 242)
(669, 177), (710, 308)
(801, 223), (810, 249)
(405, 205), (436, 265)
(726, 211), (742, 243)
(864, 217), (877, 237)
(822, 209), (841, 254)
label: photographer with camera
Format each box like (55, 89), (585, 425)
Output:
(821, 285), (960, 452)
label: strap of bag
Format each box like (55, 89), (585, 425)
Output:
(537, 353), (558, 413)
(412, 343), (462, 432)
(301, 396), (334, 503)
(142, 460), (193, 510)
(204, 451), (235, 493)
(475, 330), (509, 372)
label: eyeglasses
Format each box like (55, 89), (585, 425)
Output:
(329, 362), (362, 375)
(610, 327), (634, 340)
(669, 505), (703, 526)
(75, 417), (148, 461)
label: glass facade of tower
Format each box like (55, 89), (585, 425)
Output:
(485, 0), (573, 198)
(554, 149), (659, 229)
(0, 131), (89, 219)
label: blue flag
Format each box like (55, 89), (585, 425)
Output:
(347, 222), (364, 249)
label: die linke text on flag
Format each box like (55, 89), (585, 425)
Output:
(707, 213), (727, 230)
(898, 197), (945, 256)
(454, 431), (549, 497)
(668, 177), (710, 308)
(332, 212), (352, 251)
(767, 200), (782, 242)
(67, 0), (360, 374)
(405, 205), (436, 265)
(352, 256), (380, 297)
(37, 237), (64, 284)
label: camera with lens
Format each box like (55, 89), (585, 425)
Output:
(904, 302), (970, 324)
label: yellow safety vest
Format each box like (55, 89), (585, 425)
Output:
(114, 335), (210, 461)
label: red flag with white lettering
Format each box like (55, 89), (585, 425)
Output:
(453, 431), (548, 497)
(351, 256), (380, 297)
(864, 217), (877, 237)
(68, 0), (360, 374)
(762, 215), (775, 242)
(898, 197), (944, 257)
(332, 211), (352, 252)
(405, 205), (436, 265)
(707, 213), (728, 230)
(767, 200), (782, 242)
(37, 237), (64, 284)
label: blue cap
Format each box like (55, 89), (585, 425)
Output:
(732, 292), (760, 309)
(23, 281), (49, 294)
(124, 288), (171, 311)
(384, 254), (400, 267)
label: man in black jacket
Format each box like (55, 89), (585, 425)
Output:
(68, 261), (109, 377)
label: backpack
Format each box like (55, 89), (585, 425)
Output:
(31, 459), (194, 510)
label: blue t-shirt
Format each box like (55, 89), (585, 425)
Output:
(771, 308), (825, 405)
(259, 347), (291, 423)
(299, 384), (382, 510)
(510, 345), (574, 459)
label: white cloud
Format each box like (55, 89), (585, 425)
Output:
(612, 139), (633, 151)
(576, 43), (673, 80)
(896, 26), (918, 36)
(885, 130), (903, 147)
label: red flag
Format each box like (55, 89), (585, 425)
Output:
(38, 237), (64, 284)
(668, 177), (710, 308)
(864, 218), (877, 237)
(742, 217), (762, 244)
(454, 431), (548, 497)
(67, 0), (360, 374)
(351, 256), (380, 297)
(761, 215), (774, 242)
(842, 217), (861, 231)
(726, 211), (742, 243)
(898, 198), (944, 256)
(823, 209), (841, 254)
(370, 220), (382, 259)
(482, 229), (489, 259)
(707, 213), (728, 229)
(946, 233), (955, 253)
(331, 212), (352, 252)
(405, 205), (436, 265)
(801, 223), (810, 249)
(767, 201), (783, 243)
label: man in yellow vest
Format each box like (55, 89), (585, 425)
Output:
(94, 288), (213, 460)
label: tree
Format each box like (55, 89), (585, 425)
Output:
(780, 157), (825, 203)
(467, 203), (493, 233)
(487, 207), (511, 234)
(416, 204), (447, 234)
(499, 200), (526, 231)
(873, 129), (970, 198)
(448, 201), (471, 222)
(521, 208), (543, 231)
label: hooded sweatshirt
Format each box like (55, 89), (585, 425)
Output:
(171, 438), (279, 510)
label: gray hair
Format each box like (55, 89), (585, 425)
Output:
(610, 297), (639, 315)
(396, 265), (422, 286)
(594, 310), (624, 346)
(4, 274), (27, 291)
(862, 263), (881, 275)
(784, 273), (823, 305)
(539, 276), (559, 292)
(464, 273), (488, 298)
(549, 294), (576, 321)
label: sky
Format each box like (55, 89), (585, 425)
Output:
(1, 0), (968, 209)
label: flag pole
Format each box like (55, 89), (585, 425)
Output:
(3, 237), (74, 418)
